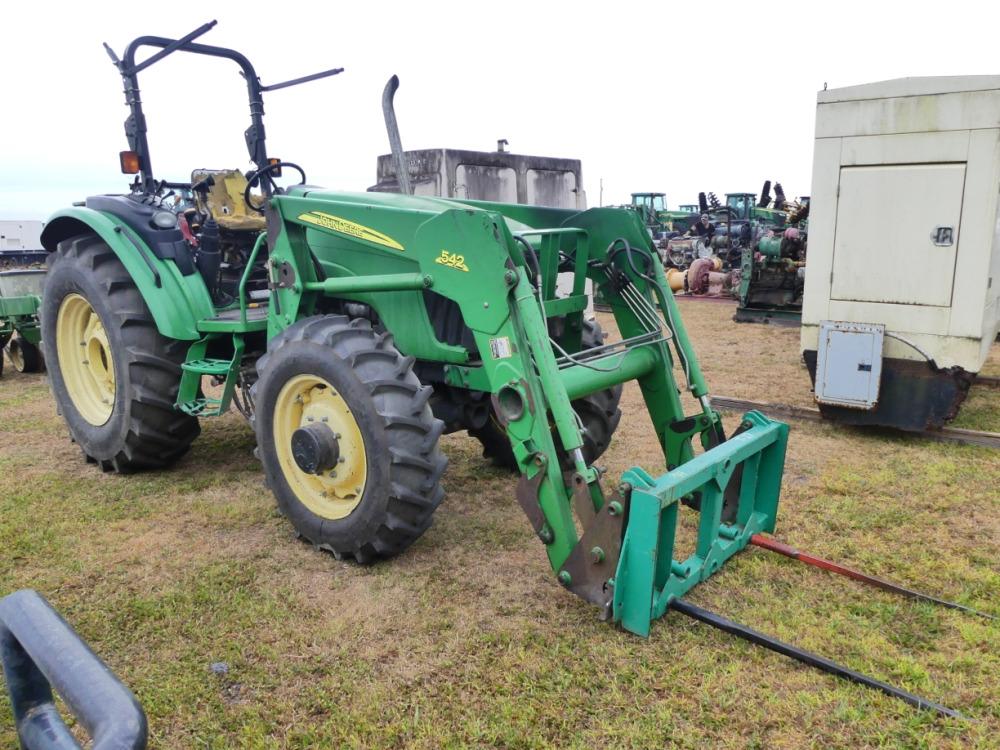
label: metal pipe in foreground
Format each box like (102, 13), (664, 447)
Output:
(0, 590), (148, 750)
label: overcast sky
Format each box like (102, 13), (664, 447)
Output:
(3, 1), (999, 221)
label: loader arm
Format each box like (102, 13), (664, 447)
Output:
(473, 207), (791, 635)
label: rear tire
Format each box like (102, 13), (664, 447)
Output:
(6, 336), (43, 373)
(253, 315), (447, 563)
(470, 318), (623, 470)
(41, 233), (200, 472)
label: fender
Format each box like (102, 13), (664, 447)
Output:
(40, 207), (215, 341)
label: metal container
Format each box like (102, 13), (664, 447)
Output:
(801, 76), (1000, 429)
(0, 270), (46, 298)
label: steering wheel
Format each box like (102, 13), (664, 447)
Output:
(244, 161), (307, 214)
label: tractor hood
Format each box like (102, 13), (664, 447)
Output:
(284, 186), (576, 236)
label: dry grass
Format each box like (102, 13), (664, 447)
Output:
(0, 304), (997, 748)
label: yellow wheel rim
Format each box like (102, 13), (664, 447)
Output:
(55, 293), (116, 426)
(273, 374), (368, 519)
(8, 340), (24, 373)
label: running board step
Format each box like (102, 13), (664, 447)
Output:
(181, 358), (232, 376)
(176, 336), (245, 418)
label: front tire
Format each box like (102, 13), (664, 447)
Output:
(41, 233), (200, 472)
(254, 316), (447, 563)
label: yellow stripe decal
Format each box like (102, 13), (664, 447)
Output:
(298, 211), (404, 252)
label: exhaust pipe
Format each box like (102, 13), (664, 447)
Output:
(381, 75), (412, 195)
(773, 182), (786, 210)
(758, 180), (772, 208)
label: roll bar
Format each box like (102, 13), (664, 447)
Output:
(103, 20), (343, 193)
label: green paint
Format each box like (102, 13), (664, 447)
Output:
(42, 208), (215, 340)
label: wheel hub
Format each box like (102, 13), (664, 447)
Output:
(272, 374), (368, 519)
(291, 422), (341, 475)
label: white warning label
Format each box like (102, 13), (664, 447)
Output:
(489, 336), (513, 359)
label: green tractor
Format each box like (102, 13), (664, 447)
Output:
(629, 192), (698, 236)
(40, 22), (789, 636)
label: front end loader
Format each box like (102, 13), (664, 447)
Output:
(35, 23), (978, 716)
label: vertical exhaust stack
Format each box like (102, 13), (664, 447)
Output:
(773, 182), (786, 210)
(381, 75), (412, 195)
(758, 180), (772, 208)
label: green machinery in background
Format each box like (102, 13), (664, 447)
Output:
(661, 185), (792, 273)
(629, 192), (699, 236)
(0, 251), (46, 377)
(734, 197), (809, 324)
(38, 22), (788, 638)
(679, 184), (809, 322)
(27, 23), (981, 717)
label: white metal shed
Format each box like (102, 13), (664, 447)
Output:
(801, 76), (1000, 430)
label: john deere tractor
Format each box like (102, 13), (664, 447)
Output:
(40, 23), (788, 636)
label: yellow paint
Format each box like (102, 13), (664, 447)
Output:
(55, 293), (116, 426)
(190, 169), (267, 231)
(666, 268), (686, 292)
(273, 374), (367, 519)
(434, 249), (469, 272)
(298, 211), (404, 252)
(7, 339), (25, 372)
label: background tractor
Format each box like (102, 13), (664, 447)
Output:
(39, 22), (789, 636)
(0, 231), (47, 378)
(629, 192), (699, 237)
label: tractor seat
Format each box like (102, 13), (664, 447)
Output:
(191, 169), (267, 232)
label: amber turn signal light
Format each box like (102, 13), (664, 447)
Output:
(119, 150), (140, 174)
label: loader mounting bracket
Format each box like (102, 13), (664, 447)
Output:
(558, 487), (629, 618)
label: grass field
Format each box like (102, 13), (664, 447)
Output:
(1, 301), (997, 748)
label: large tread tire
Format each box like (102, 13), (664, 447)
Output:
(253, 315), (447, 564)
(7, 336), (44, 373)
(470, 318), (623, 471)
(41, 233), (200, 472)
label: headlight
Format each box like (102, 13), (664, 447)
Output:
(151, 210), (177, 229)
